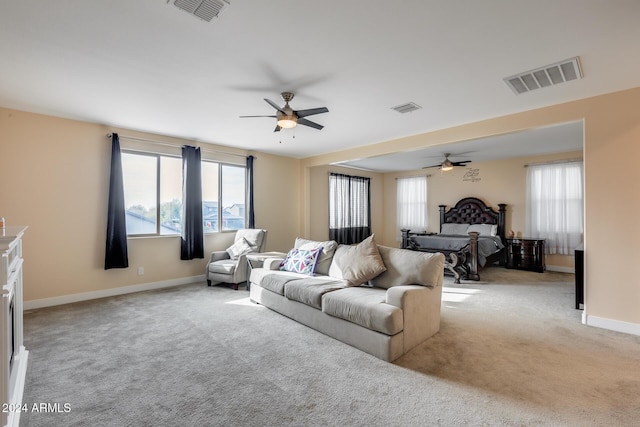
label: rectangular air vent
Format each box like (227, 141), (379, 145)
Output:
(391, 102), (422, 114)
(172, 0), (229, 22)
(504, 57), (583, 95)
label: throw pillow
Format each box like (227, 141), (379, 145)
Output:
(279, 248), (323, 275)
(226, 237), (253, 260)
(440, 223), (470, 235)
(294, 237), (338, 276)
(235, 229), (264, 250)
(327, 234), (386, 286)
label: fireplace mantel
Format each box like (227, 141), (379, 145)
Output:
(1, 226), (28, 427)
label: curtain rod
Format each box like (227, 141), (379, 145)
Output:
(106, 133), (251, 159)
(524, 158), (582, 168)
(395, 174), (431, 179)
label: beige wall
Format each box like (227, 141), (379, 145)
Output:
(0, 108), (300, 302)
(381, 150), (583, 270)
(4, 86), (640, 331)
(301, 87), (640, 329)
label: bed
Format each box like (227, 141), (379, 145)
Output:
(401, 197), (507, 283)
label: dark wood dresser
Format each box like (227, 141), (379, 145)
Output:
(505, 238), (545, 273)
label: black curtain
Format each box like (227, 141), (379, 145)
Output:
(105, 133), (129, 269)
(180, 146), (204, 260)
(328, 173), (371, 245)
(246, 155), (255, 228)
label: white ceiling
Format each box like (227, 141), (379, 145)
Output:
(336, 120), (584, 172)
(1, 1), (639, 169)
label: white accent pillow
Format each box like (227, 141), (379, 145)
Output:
(226, 237), (253, 259)
(467, 224), (498, 236)
(440, 223), (470, 235)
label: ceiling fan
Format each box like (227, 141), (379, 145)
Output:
(240, 92), (329, 132)
(422, 153), (471, 171)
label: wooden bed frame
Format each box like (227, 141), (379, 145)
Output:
(401, 197), (507, 283)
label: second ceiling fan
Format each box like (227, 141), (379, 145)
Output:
(423, 153), (471, 171)
(240, 91), (329, 132)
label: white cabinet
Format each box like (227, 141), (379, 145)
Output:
(1, 227), (28, 427)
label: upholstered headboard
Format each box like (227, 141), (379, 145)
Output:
(438, 197), (507, 240)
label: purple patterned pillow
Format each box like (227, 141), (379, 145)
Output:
(279, 247), (323, 275)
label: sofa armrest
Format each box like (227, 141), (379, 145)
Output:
(209, 251), (230, 263)
(386, 284), (443, 354)
(263, 257), (285, 270)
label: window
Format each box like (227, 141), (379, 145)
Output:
(329, 173), (371, 244)
(396, 176), (428, 240)
(202, 162), (246, 233)
(122, 151), (246, 236)
(526, 161), (583, 254)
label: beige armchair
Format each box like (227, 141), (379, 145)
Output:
(206, 229), (268, 290)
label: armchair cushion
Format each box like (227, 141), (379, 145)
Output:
(208, 258), (239, 275)
(226, 237), (253, 260)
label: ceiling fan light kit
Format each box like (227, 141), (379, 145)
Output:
(440, 160), (454, 171)
(277, 114), (297, 129)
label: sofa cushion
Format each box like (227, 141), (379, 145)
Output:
(322, 287), (403, 335)
(294, 238), (338, 276)
(252, 271), (309, 296)
(328, 234), (386, 286)
(208, 259), (238, 274)
(370, 246), (445, 289)
(279, 248), (322, 275)
(284, 277), (348, 309)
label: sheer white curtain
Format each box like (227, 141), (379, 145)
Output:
(526, 161), (583, 254)
(396, 176), (428, 240)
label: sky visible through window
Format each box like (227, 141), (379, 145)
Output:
(122, 152), (246, 234)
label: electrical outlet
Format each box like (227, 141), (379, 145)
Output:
(137, 267), (144, 276)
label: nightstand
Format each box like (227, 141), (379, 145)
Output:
(505, 238), (545, 273)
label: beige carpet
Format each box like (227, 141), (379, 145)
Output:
(19, 267), (640, 426)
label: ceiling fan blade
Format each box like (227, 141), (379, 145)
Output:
(295, 107), (329, 118)
(421, 164), (443, 169)
(274, 125), (281, 132)
(264, 98), (285, 113)
(452, 161), (471, 166)
(297, 118), (324, 130)
(239, 115), (277, 118)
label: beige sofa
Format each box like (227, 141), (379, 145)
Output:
(249, 236), (445, 362)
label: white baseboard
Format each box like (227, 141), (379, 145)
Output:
(545, 265), (575, 273)
(24, 275), (206, 310)
(585, 314), (640, 336)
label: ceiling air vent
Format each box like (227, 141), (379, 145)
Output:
(172, 0), (229, 22)
(391, 102), (422, 114)
(504, 57), (583, 95)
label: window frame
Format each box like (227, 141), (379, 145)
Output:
(396, 175), (428, 239)
(202, 160), (248, 234)
(122, 149), (247, 238)
(525, 160), (584, 254)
